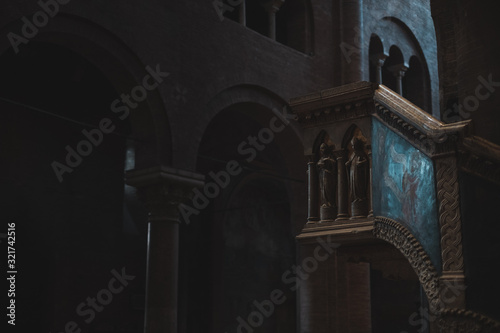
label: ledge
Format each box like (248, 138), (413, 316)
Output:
(296, 218), (377, 244)
(374, 85), (471, 141)
(125, 165), (205, 188)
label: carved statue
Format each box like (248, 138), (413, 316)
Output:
(317, 143), (337, 220)
(346, 136), (369, 218)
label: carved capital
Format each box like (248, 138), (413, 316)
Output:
(369, 53), (388, 68)
(387, 64), (408, 78)
(126, 166), (205, 223)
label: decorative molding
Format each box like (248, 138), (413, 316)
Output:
(438, 309), (500, 333)
(126, 165), (205, 222)
(460, 136), (500, 186)
(373, 85), (470, 158)
(296, 219), (375, 244)
(373, 216), (441, 313)
(290, 81), (377, 127)
(374, 85), (471, 143)
(435, 156), (465, 273)
(291, 83), (471, 157)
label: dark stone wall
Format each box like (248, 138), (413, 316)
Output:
(432, 0), (500, 321)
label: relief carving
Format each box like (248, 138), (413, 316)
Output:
(373, 216), (441, 313)
(435, 156), (464, 272)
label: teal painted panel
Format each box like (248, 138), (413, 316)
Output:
(372, 118), (441, 271)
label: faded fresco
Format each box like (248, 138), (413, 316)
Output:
(372, 118), (441, 271)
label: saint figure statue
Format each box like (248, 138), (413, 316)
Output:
(346, 136), (369, 218)
(317, 143), (337, 220)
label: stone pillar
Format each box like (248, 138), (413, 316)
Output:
(239, 0), (246, 26)
(126, 166), (204, 333)
(389, 65), (408, 95)
(307, 156), (320, 223)
(268, 8), (276, 40)
(367, 145), (373, 217)
(267, 0), (284, 40)
(370, 54), (387, 84)
(341, 0), (364, 84)
(336, 153), (349, 220)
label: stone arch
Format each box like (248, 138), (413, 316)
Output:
(179, 89), (304, 332)
(0, 16), (167, 329)
(373, 216), (441, 313)
(312, 130), (334, 161)
(404, 55), (431, 111)
(342, 123), (368, 149)
(369, 34), (386, 84)
(382, 45), (405, 93)
(368, 16), (437, 115)
(0, 13), (172, 168)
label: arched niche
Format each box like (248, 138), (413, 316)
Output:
(403, 55), (431, 111)
(369, 34), (386, 84)
(382, 45), (405, 94)
(312, 130), (335, 161)
(368, 16), (437, 115)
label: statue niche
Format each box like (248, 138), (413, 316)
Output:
(317, 143), (337, 221)
(346, 136), (369, 218)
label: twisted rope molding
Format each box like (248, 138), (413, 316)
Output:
(435, 156), (465, 272)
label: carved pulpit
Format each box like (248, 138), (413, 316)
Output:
(290, 82), (476, 333)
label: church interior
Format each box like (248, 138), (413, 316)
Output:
(1, 0), (500, 332)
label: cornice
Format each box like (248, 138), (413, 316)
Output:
(290, 81), (377, 127)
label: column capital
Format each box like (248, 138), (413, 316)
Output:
(268, 0), (285, 12)
(126, 165), (205, 223)
(370, 53), (388, 67)
(388, 64), (409, 78)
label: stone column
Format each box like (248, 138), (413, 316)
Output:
(267, 0), (284, 40)
(370, 53), (387, 84)
(389, 64), (408, 95)
(126, 166), (204, 333)
(336, 152), (349, 220)
(239, 0), (246, 26)
(367, 145), (373, 217)
(307, 156), (320, 223)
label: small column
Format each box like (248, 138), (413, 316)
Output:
(307, 156), (320, 223)
(336, 152), (349, 220)
(370, 53), (387, 84)
(367, 145), (373, 217)
(389, 64), (408, 95)
(239, 0), (246, 26)
(126, 166), (204, 333)
(267, 0), (284, 40)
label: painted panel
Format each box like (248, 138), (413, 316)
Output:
(372, 118), (441, 271)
